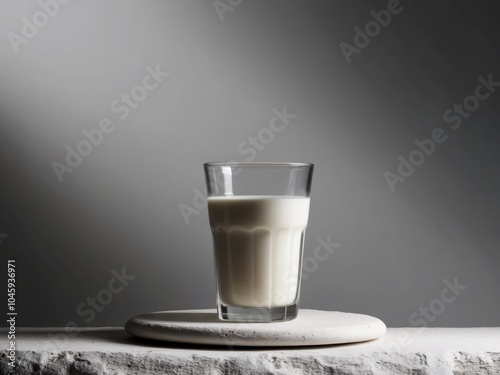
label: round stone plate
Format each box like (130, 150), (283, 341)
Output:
(125, 309), (386, 346)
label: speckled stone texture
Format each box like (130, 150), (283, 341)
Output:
(1, 328), (499, 374)
(125, 309), (387, 346)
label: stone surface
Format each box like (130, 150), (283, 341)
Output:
(1, 327), (500, 374)
(125, 309), (386, 346)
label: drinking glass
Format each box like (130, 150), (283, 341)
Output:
(204, 162), (313, 322)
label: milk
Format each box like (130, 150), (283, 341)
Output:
(208, 196), (310, 308)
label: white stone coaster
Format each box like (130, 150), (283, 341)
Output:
(125, 309), (386, 346)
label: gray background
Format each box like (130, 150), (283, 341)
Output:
(0, 0), (499, 328)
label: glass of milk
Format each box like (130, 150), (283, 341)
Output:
(204, 162), (314, 322)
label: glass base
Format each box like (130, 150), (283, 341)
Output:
(218, 303), (298, 323)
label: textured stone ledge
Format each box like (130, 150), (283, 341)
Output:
(1, 328), (499, 374)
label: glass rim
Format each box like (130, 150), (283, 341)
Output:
(204, 162), (313, 168)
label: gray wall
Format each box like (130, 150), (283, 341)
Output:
(1, 0), (499, 328)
